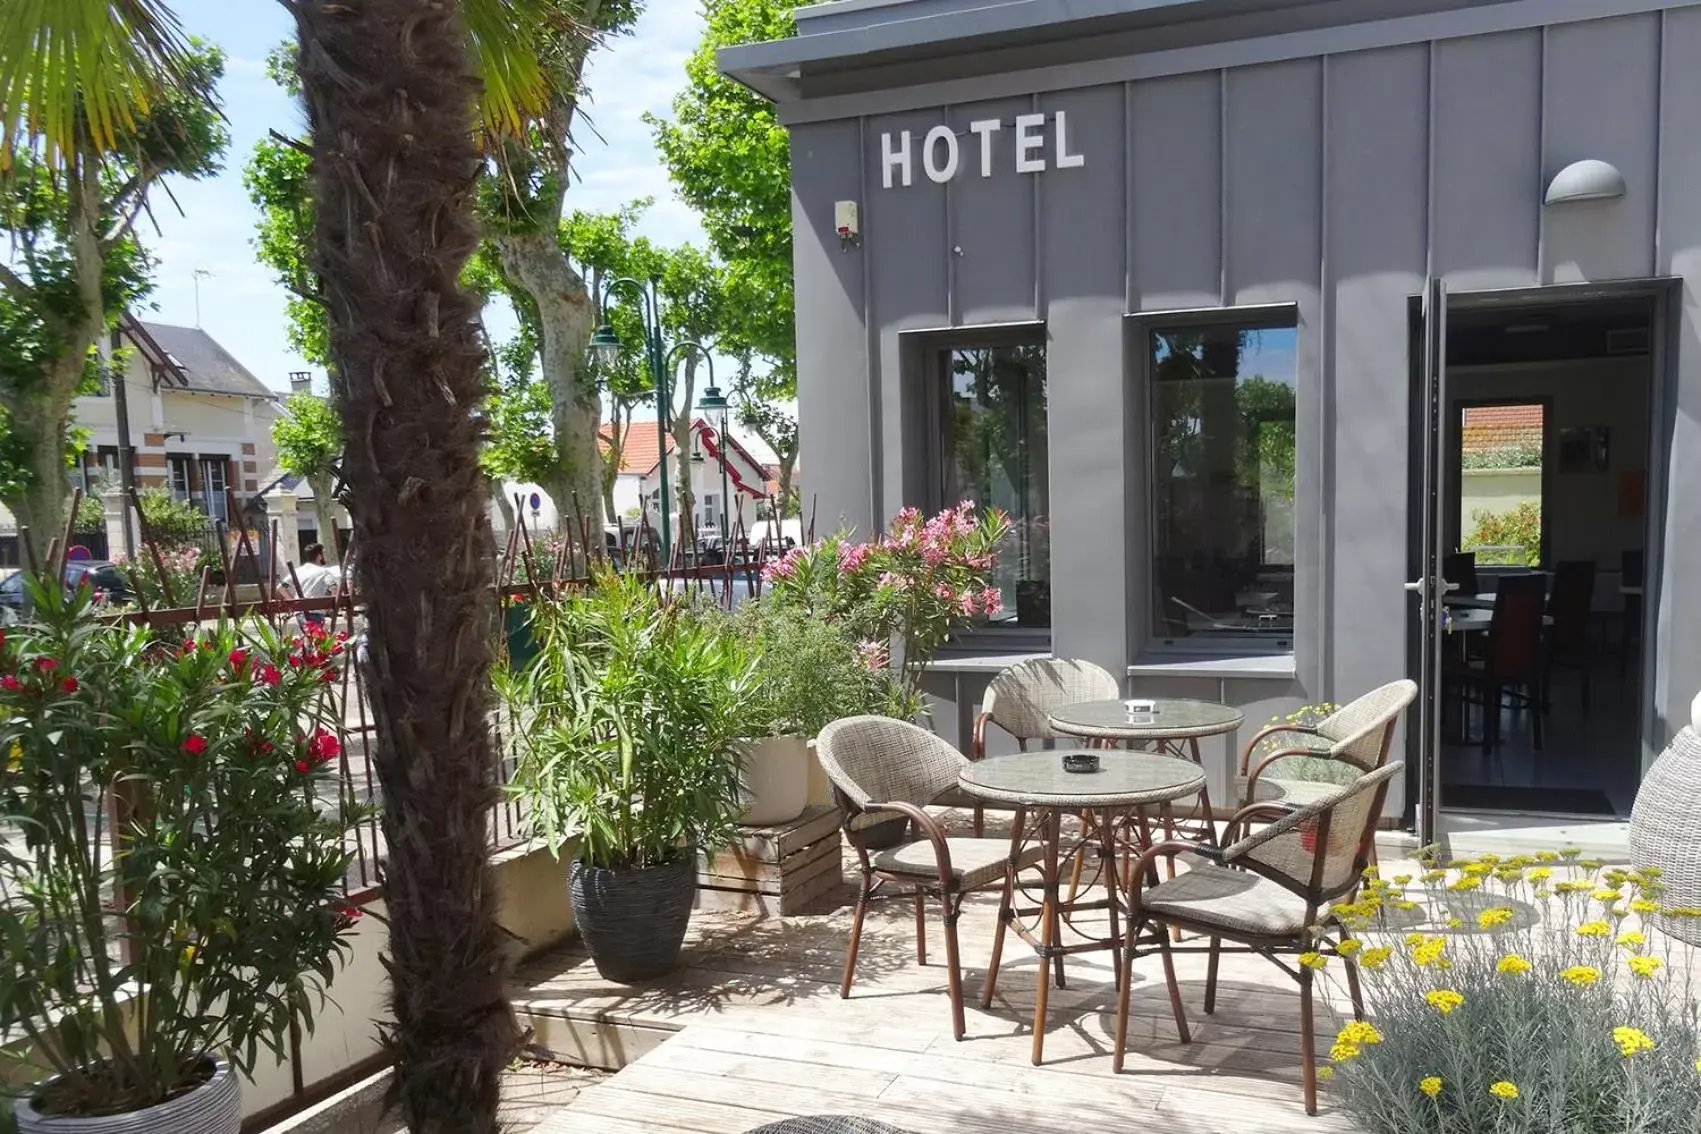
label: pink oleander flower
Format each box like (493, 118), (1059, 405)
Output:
(959, 591), (978, 615)
(877, 571), (907, 591)
(980, 586), (1004, 615)
(837, 541), (872, 572)
(935, 583), (955, 601)
(855, 641), (890, 671)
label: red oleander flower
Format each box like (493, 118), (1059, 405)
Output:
(294, 759), (311, 774)
(307, 728), (341, 764)
(33, 657), (56, 672)
(1, 675), (21, 692)
(287, 653), (303, 668)
(228, 649), (249, 670)
(59, 677), (78, 694)
(257, 664), (282, 687)
(182, 734), (208, 755)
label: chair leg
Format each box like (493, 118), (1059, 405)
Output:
(973, 805), (985, 837)
(941, 893), (967, 1041)
(1158, 928), (1191, 1045)
(1299, 967), (1319, 1116)
(1112, 922), (1137, 1072)
(913, 889), (927, 966)
(841, 880), (870, 1000)
(983, 808), (1027, 1009)
(1345, 953), (1366, 1022)
(1204, 936), (1221, 1015)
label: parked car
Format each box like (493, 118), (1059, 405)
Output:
(0, 561), (131, 616)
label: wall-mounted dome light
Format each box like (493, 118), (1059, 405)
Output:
(1544, 159), (1627, 205)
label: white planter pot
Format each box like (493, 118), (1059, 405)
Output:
(738, 734), (811, 826)
(804, 737), (834, 808)
(15, 1056), (240, 1134)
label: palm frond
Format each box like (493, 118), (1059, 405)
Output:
(0, 0), (203, 170)
(462, 0), (553, 143)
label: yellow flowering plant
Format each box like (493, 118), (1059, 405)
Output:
(1324, 849), (1701, 1133)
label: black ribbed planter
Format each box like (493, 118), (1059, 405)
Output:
(569, 854), (697, 982)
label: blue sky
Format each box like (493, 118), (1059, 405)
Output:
(146, 0), (709, 396)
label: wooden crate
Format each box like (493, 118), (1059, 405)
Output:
(695, 805), (844, 916)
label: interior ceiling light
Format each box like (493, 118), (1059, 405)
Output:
(1545, 159), (1627, 205)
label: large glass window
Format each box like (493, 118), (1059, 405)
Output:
(934, 341), (1050, 628)
(1149, 318), (1298, 649)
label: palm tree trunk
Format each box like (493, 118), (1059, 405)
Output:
(290, 2), (517, 1130)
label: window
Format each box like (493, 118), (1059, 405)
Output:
(167, 455), (194, 504)
(1148, 316), (1298, 649)
(925, 338), (1049, 628)
(1457, 402), (1546, 567)
(200, 458), (230, 522)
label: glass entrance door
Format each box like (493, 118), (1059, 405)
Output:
(1406, 277), (1449, 845)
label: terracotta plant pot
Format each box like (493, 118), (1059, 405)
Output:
(15, 1056), (240, 1134)
(569, 855), (697, 982)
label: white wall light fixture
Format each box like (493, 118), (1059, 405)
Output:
(1544, 159), (1627, 205)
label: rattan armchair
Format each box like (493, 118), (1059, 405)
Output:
(945, 658), (1122, 835)
(1237, 679), (1416, 811)
(1113, 762), (1403, 1115)
(815, 716), (1043, 1040)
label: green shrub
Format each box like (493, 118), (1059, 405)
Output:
(136, 486), (210, 551)
(1323, 853), (1701, 1133)
(726, 600), (918, 738)
(1464, 500), (1541, 567)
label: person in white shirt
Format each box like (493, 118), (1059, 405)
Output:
(278, 542), (341, 631)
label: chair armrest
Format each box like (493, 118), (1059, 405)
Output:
(1245, 744), (1338, 802)
(865, 799), (955, 888)
(971, 711), (992, 761)
(1221, 800), (1298, 848)
(1239, 724), (1323, 773)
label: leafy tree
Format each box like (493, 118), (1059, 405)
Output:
(649, 0), (799, 514)
(272, 391), (343, 564)
(1466, 500), (1543, 567)
(135, 484), (210, 550)
(0, 24), (226, 555)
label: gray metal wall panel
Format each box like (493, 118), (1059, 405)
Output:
(946, 97), (1040, 324)
(1323, 44), (1430, 803)
(867, 110), (951, 521)
(1224, 59), (1326, 689)
(790, 121), (875, 533)
(1431, 30), (1543, 289)
(1128, 72), (1222, 310)
(1541, 14), (1661, 283)
(1655, 7), (1701, 743)
(1038, 85), (1131, 677)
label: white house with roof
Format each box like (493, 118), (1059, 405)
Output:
(600, 418), (770, 541)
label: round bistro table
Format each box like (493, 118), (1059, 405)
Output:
(1045, 698), (1245, 763)
(957, 750), (1209, 1064)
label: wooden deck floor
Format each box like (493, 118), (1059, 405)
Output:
(515, 812), (1379, 1134)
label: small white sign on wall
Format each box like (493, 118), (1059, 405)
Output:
(880, 112), (1085, 189)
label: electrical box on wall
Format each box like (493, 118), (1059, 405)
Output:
(834, 200), (860, 248)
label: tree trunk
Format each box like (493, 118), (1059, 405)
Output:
(494, 229), (603, 537)
(306, 469), (341, 565)
(776, 452), (797, 519)
(291, 3), (518, 1131)
(492, 488), (516, 539)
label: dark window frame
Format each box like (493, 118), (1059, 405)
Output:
(1132, 303), (1301, 657)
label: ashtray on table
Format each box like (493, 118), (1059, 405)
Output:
(1061, 752), (1100, 774)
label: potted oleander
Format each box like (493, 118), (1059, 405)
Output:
(0, 577), (365, 1133)
(500, 570), (753, 982)
(729, 602), (915, 824)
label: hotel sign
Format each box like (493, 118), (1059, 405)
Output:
(880, 112), (1085, 189)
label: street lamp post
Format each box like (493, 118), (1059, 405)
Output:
(588, 277), (670, 563)
(695, 381), (732, 557)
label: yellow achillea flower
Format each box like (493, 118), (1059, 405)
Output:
(1581, 857), (1606, 871)
(1316, 1066), (1334, 1081)
(1337, 938), (1362, 957)
(1393, 899), (1419, 911)
(1426, 989), (1464, 1015)
(1497, 954), (1533, 974)
(1393, 874), (1413, 885)
(1478, 907), (1514, 929)
(1463, 862), (1494, 877)
(1562, 965), (1601, 987)
(1419, 1076), (1443, 1098)
(1595, 887), (1624, 903)
(1529, 867), (1553, 882)
(1613, 1026), (1655, 1057)
(1446, 916), (1464, 930)
(1576, 920), (1612, 937)
(1630, 898), (1660, 915)
(1449, 876), (1483, 892)
(1490, 1081), (1521, 1100)
(1663, 906), (1701, 918)
(1640, 865), (1664, 879)
(1410, 936), (1449, 969)
(1556, 880), (1595, 894)
(1330, 1040), (1361, 1062)
(1359, 945), (1394, 970)
(1616, 929), (1646, 950)
(1422, 869), (1447, 883)
(1537, 850), (1560, 863)
(1299, 951), (1328, 970)
(1337, 1021), (1382, 1047)
(1628, 955), (1663, 979)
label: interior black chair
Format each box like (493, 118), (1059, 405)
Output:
(1545, 560), (1597, 710)
(1443, 551), (1480, 598)
(1620, 548), (1645, 678)
(1447, 574), (1546, 754)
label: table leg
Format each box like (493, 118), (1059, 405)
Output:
(1031, 807), (1061, 1065)
(1187, 736), (1202, 764)
(1100, 805), (1125, 992)
(1158, 800), (1183, 943)
(982, 806), (1026, 1009)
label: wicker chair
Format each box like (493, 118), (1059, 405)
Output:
(743, 1119), (914, 1134)
(815, 716), (1044, 1040)
(947, 658), (1122, 836)
(1237, 678), (1417, 811)
(1113, 762), (1403, 1115)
